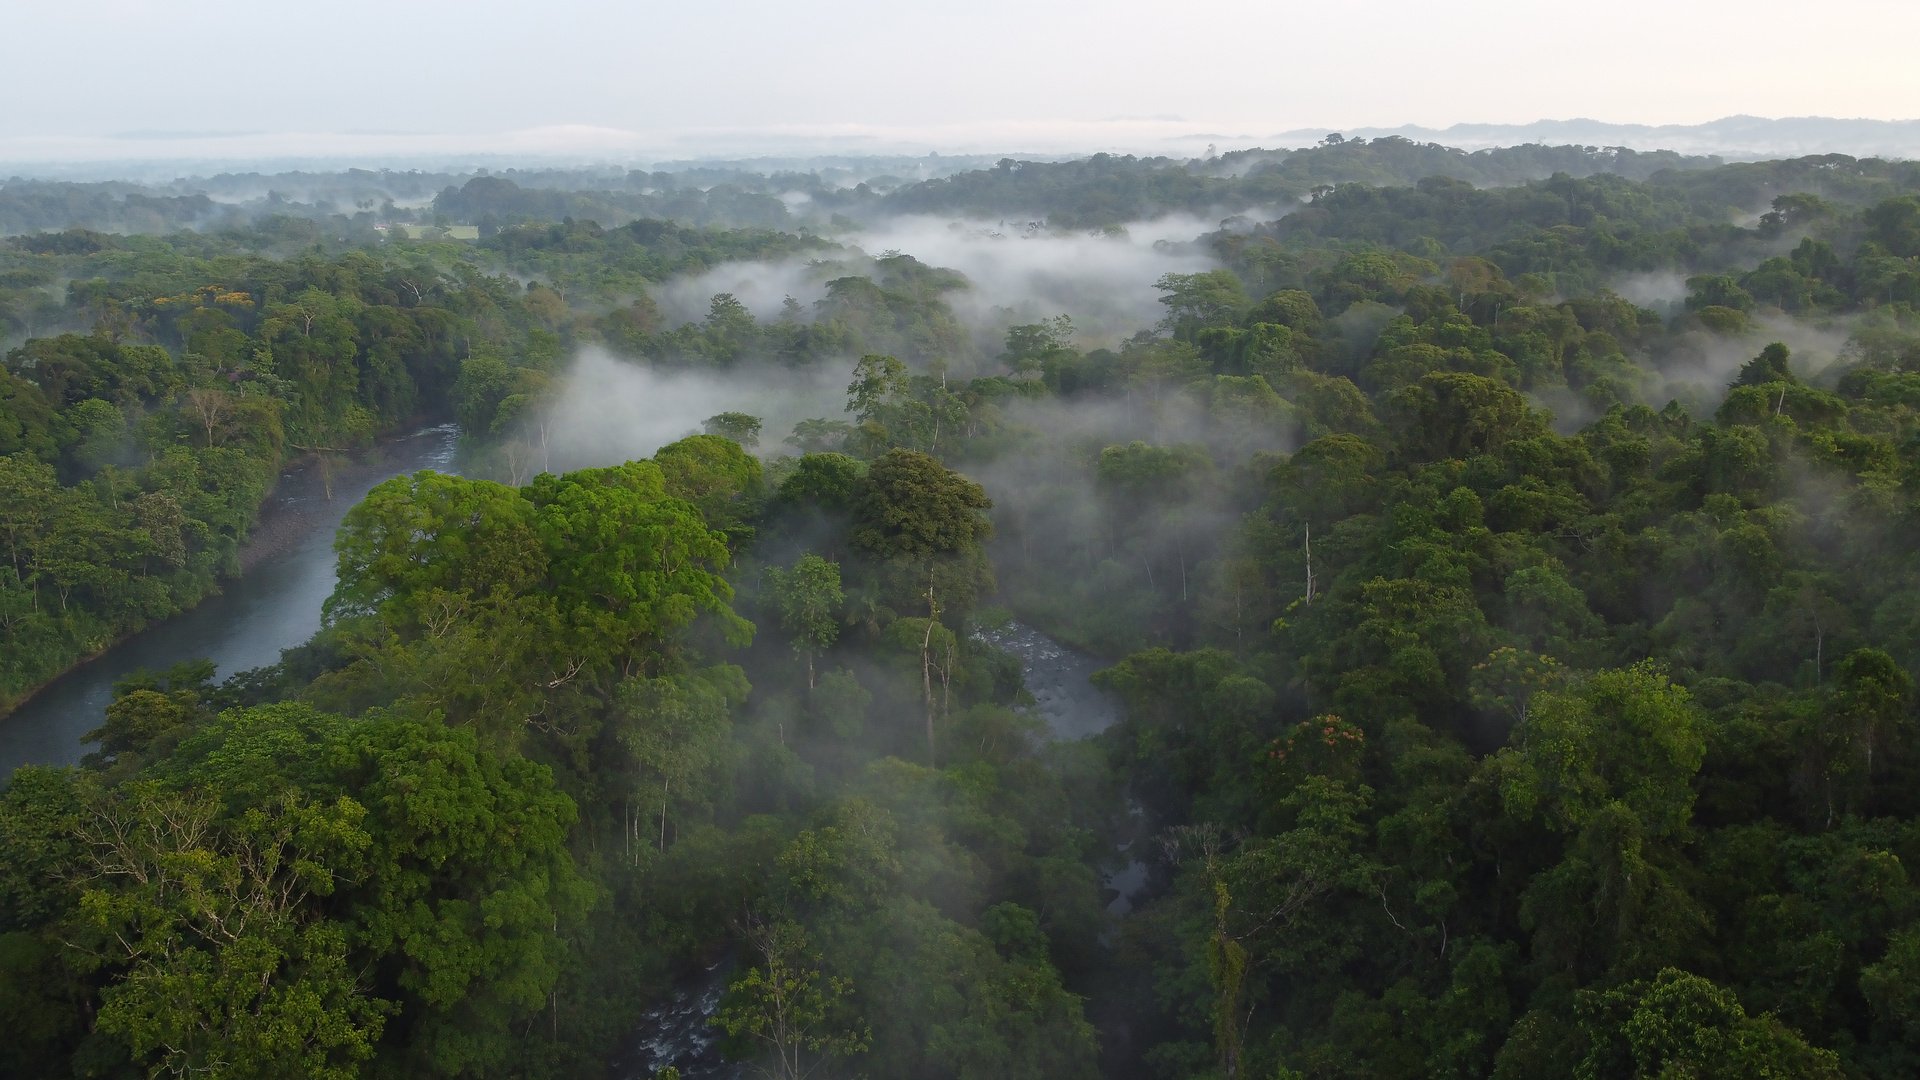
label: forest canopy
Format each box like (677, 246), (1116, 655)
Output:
(4, 141), (1920, 1080)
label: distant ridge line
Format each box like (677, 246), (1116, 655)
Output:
(1268, 116), (1920, 160)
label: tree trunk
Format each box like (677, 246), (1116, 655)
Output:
(923, 573), (940, 768)
(922, 619), (937, 768)
(659, 777), (670, 852)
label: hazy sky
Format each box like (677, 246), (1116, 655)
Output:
(7, 0), (1917, 160)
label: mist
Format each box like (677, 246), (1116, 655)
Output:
(1640, 314), (1855, 418)
(847, 214), (1235, 347)
(649, 212), (1235, 363)
(12, 0), (1920, 1073)
(540, 349), (848, 472)
(1611, 270), (1690, 316)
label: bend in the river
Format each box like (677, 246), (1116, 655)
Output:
(0, 425), (460, 779)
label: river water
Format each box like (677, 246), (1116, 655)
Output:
(975, 621), (1119, 740)
(0, 436), (1129, 1077)
(0, 425), (459, 778)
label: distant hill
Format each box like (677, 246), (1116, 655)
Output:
(1272, 115), (1920, 160)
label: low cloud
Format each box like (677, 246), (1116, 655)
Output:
(646, 212), (1239, 365)
(541, 349), (848, 472)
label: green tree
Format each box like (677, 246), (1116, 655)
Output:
(321, 460), (748, 740)
(1576, 968), (1842, 1080)
(1792, 647), (1918, 822)
(1156, 270), (1251, 339)
(999, 316), (1075, 374)
(851, 449), (992, 562)
(71, 783), (386, 1080)
(1500, 663), (1706, 840)
(1860, 927), (1920, 1044)
(703, 411), (764, 448)
(149, 702), (592, 1078)
(654, 433), (765, 541)
(714, 917), (869, 1080)
(851, 449), (995, 622)
(1734, 342), (1796, 387)
(1497, 664), (1711, 977)
(765, 554), (843, 687)
(614, 668), (742, 854)
(1387, 371), (1544, 462)
(844, 354), (967, 456)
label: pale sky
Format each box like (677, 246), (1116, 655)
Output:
(6, 0), (1918, 162)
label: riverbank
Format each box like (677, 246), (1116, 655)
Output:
(2, 425), (454, 720)
(237, 430), (456, 573)
(0, 425), (460, 777)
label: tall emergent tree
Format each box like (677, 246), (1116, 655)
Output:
(765, 554), (843, 687)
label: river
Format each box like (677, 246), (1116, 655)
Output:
(975, 621), (1119, 740)
(0, 437), (1130, 1078)
(0, 425), (459, 779)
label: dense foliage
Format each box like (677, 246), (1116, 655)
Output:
(0, 138), (1732, 241)
(5, 143), (1920, 1080)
